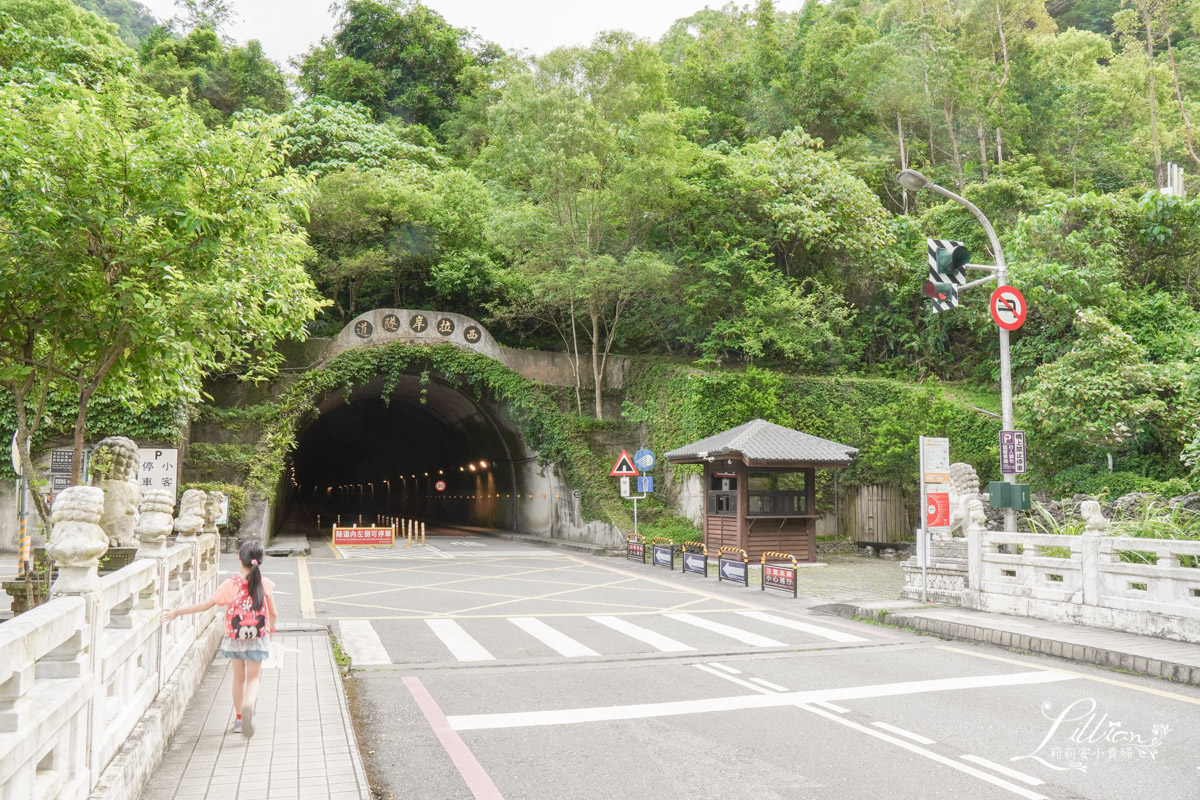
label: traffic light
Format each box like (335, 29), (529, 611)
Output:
(925, 238), (969, 313)
(934, 242), (970, 279)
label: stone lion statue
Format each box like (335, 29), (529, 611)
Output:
(136, 489), (176, 558)
(47, 485), (109, 594)
(945, 462), (982, 539)
(203, 491), (225, 536)
(174, 489), (207, 541)
(91, 436), (141, 547)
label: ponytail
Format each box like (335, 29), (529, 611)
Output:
(239, 540), (266, 611)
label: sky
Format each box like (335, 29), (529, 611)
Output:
(136, 1), (804, 66)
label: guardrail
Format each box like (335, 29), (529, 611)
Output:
(626, 533), (646, 564)
(0, 533), (220, 800)
(761, 552), (798, 598)
(965, 520), (1200, 642)
(649, 538), (675, 570)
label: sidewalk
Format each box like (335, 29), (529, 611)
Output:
(139, 628), (371, 800)
(815, 600), (1200, 686)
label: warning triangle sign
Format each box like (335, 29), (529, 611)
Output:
(609, 450), (639, 476)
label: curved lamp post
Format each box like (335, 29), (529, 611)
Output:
(898, 169), (1016, 529)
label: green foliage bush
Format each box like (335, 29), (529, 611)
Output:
(1049, 466), (1193, 500)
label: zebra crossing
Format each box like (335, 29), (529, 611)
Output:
(334, 543), (562, 560)
(336, 609), (873, 667)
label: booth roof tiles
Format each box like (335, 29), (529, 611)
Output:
(664, 419), (858, 466)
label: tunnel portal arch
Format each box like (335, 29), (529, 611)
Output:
(254, 338), (570, 537)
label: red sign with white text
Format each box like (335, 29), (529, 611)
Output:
(926, 493), (950, 528)
(333, 526), (394, 546)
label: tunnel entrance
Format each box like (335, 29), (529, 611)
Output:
(285, 373), (534, 533)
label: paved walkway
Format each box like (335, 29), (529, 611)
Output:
(140, 630), (370, 800)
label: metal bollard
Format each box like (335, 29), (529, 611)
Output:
(407, 518), (413, 547)
(420, 521), (426, 546)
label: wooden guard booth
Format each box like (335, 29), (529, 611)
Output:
(665, 419), (858, 562)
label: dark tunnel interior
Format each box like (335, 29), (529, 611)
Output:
(283, 375), (525, 532)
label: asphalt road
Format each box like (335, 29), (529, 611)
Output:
(271, 527), (1200, 800)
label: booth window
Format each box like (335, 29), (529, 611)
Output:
(708, 473), (737, 516)
(746, 471), (808, 516)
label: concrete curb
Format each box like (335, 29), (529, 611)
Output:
(265, 534), (311, 557)
(813, 602), (1200, 687)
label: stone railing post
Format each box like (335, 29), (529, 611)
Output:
(174, 489), (205, 585)
(1080, 500), (1107, 607)
(136, 489), (176, 692)
(965, 498), (987, 598)
(44, 485), (108, 790)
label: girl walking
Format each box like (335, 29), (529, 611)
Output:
(162, 540), (277, 737)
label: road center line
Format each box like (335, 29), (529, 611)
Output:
(297, 557), (316, 619)
(959, 755), (1044, 786)
(447, 669), (1077, 731)
(403, 677), (505, 800)
(870, 721), (936, 745)
(692, 664), (776, 694)
(798, 704), (1045, 800)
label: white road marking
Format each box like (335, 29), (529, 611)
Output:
(705, 662), (742, 675)
(737, 610), (868, 643)
(338, 620), (391, 666)
(426, 620), (496, 662)
(871, 721), (936, 745)
(665, 613), (786, 647)
(692, 664), (775, 694)
(510, 618), (598, 658)
(801, 705), (1045, 800)
(750, 678), (791, 693)
(960, 755), (1045, 786)
(812, 701), (849, 714)
(448, 669), (1077, 731)
(588, 616), (696, 653)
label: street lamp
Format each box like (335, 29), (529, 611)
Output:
(897, 169), (1017, 529)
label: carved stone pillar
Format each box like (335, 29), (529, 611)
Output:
(47, 486), (109, 596)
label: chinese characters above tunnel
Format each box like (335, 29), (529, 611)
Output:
(332, 309), (505, 364)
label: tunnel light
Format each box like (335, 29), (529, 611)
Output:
(479, 460), (488, 469)
(468, 464), (476, 472)
(459, 466), (465, 472)
(438, 469), (444, 475)
(424, 472), (428, 476)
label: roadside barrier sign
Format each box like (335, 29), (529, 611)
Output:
(626, 533), (646, 563)
(650, 538), (675, 570)
(761, 552), (798, 598)
(718, 547), (749, 587)
(333, 526), (395, 546)
(682, 543), (708, 577)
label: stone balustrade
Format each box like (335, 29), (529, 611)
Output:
(964, 527), (1200, 643)
(0, 534), (221, 800)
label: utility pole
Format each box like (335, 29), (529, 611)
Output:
(897, 169), (1016, 530)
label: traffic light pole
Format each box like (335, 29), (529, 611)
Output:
(898, 170), (1017, 531)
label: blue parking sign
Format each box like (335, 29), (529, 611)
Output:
(637, 476), (654, 493)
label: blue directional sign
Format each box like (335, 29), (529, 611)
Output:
(718, 557), (748, 586)
(634, 449), (656, 471)
(651, 544), (674, 569)
(682, 551), (707, 577)
(637, 475), (654, 493)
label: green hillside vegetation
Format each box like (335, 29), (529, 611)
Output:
(1, 0), (1198, 515)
